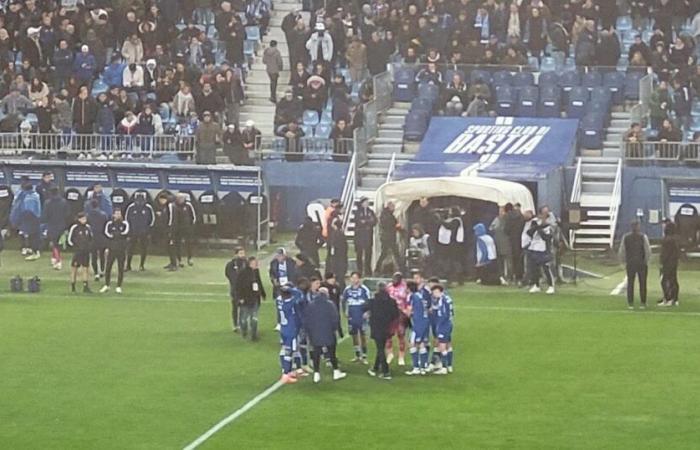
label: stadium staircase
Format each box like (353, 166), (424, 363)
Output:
(222, 0), (301, 163)
(341, 102), (416, 238)
(569, 157), (622, 250)
(601, 111), (631, 159)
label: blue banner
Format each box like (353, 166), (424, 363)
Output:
(397, 117), (579, 181)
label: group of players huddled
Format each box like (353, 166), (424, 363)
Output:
(274, 269), (455, 384)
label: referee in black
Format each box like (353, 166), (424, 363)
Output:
(225, 247), (248, 332)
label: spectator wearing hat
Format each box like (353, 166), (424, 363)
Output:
(274, 88), (303, 130)
(306, 22), (334, 64)
(303, 74), (327, 115)
(263, 40), (284, 103)
(195, 111), (221, 164)
(241, 120), (261, 155)
(223, 123), (249, 165)
(73, 45), (96, 85)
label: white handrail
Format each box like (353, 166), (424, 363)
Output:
(341, 152), (357, 233)
(386, 152), (397, 184)
(570, 157), (583, 204)
(607, 158), (623, 248)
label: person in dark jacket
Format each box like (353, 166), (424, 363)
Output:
(326, 218), (348, 285)
(618, 221), (652, 309)
(375, 201), (403, 275)
(125, 193), (155, 271)
(294, 253), (321, 281)
(170, 193), (197, 268)
(41, 187), (69, 270)
(659, 222), (681, 307)
(72, 86), (97, 149)
(35, 171), (56, 205)
(672, 78), (692, 133)
(236, 256), (266, 340)
(100, 209), (130, 294)
(366, 282), (399, 380)
(67, 212), (93, 293)
(504, 203), (525, 283)
(303, 289), (347, 383)
(269, 247), (297, 330)
(354, 197), (376, 277)
(295, 216), (323, 266)
(87, 199), (109, 281)
(225, 247), (248, 332)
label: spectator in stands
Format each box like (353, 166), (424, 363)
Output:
(241, 120), (261, 155)
(658, 118), (683, 143)
(123, 63), (145, 94)
(596, 28), (621, 67)
(307, 22), (334, 65)
(103, 55), (126, 89)
(367, 32), (391, 76)
(524, 7), (548, 61)
(501, 46), (528, 66)
(624, 122), (646, 158)
(72, 86), (97, 148)
(263, 40), (284, 104)
(629, 34), (652, 65)
(649, 80), (671, 131)
(345, 36), (367, 83)
(575, 20), (597, 66)
(274, 89), (303, 131)
(415, 62), (443, 86)
(303, 75), (327, 116)
(549, 20), (571, 57)
(279, 121), (305, 161)
(195, 111), (221, 164)
(73, 45), (96, 86)
(672, 78), (693, 134)
(443, 72), (468, 116)
(96, 93), (116, 150)
(289, 19), (310, 69)
(330, 118), (353, 160)
(223, 123), (249, 165)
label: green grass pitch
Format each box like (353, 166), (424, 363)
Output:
(2, 250), (700, 449)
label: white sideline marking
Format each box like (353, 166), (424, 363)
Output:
(183, 334), (350, 449)
(455, 304), (700, 318)
(182, 380), (284, 450)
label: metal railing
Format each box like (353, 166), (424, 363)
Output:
(392, 62), (642, 77)
(569, 157), (583, 248)
(340, 152), (358, 234)
(254, 136), (354, 161)
(623, 141), (700, 163)
(608, 159), (623, 248)
(385, 152), (397, 184)
(0, 132), (195, 159)
(373, 71), (393, 112)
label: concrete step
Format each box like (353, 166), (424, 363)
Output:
(574, 228), (613, 236)
(381, 116), (405, 125)
(274, 3), (298, 11)
(239, 104), (276, 113)
(582, 181), (615, 193)
(379, 122), (403, 130)
(573, 236), (612, 245)
(369, 152), (413, 161)
(580, 219), (612, 227)
(602, 148), (622, 158)
(607, 127), (627, 134)
(610, 119), (629, 128)
(580, 193), (612, 208)
(359, 167), (390, 176)
(611, 111), (631, 119)
(374, 137), (403, 145)
(370, 143), (402, 154)
(585, 209), (613, 218)
(582, 171), (616, 181)
(378, 129), (404, 139)
(366, 159), (392, 169)
(360, 176), (385, 189)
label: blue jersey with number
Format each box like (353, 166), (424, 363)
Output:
(432, 294), (454, 329)
(343, 284), (371, 321)
(277, 288), (301, 338)
(410, 292), (430, 331)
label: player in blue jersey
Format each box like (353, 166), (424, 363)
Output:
(276, 283), (301, 384)
(423, 276), (443, 369)
(430, 284), (454, 375)
(342, 271), (371, 363)
(405, 280), (431, 375)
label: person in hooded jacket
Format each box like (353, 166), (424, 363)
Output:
(295, 216), (323, 267)
(87, 198), (109, 281)
(41, 187), (70, 270)
(303, 288), (347, 383)
(473, 223), (500, 286)
(125, 193), (155, 271)
(11, 179), (42, 260)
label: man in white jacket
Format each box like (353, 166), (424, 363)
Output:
(305, 22), (333, 64)
(522, 207), (555, 294)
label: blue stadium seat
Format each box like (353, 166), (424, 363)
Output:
(243, 40), (255, 57)
(492, 70), (513, 87)
(300, 124), (314, 137)
(538, 85), (561, 118)
(319, 111), (333, 125)
(411, 97), (434, 113)
(404, 110), (430, 141)
(603, 71), (626, 104)
(540, 57), (557, 72)
(470, 69), (492, 85)
(590, 87), (612, 106)
(527, 56), (539, 71)
(315, 123), (332, 139)
(617, 16), (633, 32)
(418, 83), (440, 102)
(538, 72), (560, 89)
(690, 116), (700, 132)
(559, 70), (581, 93)
(393, 67), (416, 102)
(581, 71), (602, 90)
(495, 85), (517, 116)
(245, 26), (261, 42)
(517, 86), (539, 117)
(579, 114), (605, 149)
(563, 57), (576, 72)
(92, 79), (108, 95)
(303, 110), (319, 126)
(691, 100), (700, 117)
(513, 71), (535, 88)
(624, 71), (644, 101)
(586, 101), (611, 126)
(567, 86), (589, 119)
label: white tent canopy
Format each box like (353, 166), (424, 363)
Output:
(374, 176), (535, 222)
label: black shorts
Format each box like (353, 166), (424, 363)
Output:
(71, 250), (90, 268)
